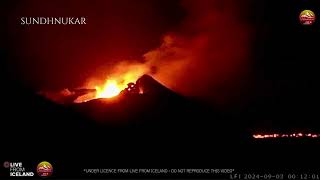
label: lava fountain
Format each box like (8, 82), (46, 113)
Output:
(73, 62), (149, 103)
(95, 80), (122, 98)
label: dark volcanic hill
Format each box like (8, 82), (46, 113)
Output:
(72, 74), (186, 124)
(70, 75), (248, 150)
(72, 75), (221, 127)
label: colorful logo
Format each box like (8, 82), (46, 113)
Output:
(37, 161), (53, 177)
(299, 10), (316, 25)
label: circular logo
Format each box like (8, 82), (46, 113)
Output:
(37, 161), (53, 177)
(299, 10), (316, 25)
(3, 161), (10, 168)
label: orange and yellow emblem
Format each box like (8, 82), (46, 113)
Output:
(37, 161), (53, 177)
(299, 10), (316, 25)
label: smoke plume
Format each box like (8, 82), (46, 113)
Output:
(75, 0), (252, 105)
(121, 0), (252, 104)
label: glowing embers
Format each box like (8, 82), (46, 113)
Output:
(253, 133), (320, 139)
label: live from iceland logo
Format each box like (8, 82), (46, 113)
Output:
(3, 161), (34, 177)
(37, 161), (53, 177)
(299, 10), (316, 25)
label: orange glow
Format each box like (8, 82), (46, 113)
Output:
(73, 62), (148, 103)
(93, 66), (145, 99)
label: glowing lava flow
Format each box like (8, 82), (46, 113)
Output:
(95, 80), (121, 98)
(253, 133), (320, 139)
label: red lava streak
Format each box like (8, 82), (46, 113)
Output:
(253, 133), (320, 139)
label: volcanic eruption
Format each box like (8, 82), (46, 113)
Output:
(70, 74), (183, 124)
(73, 65), (149, 103)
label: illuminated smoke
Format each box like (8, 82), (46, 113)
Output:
(147, 0), (252, 104)
(84, 0), (252, 104)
